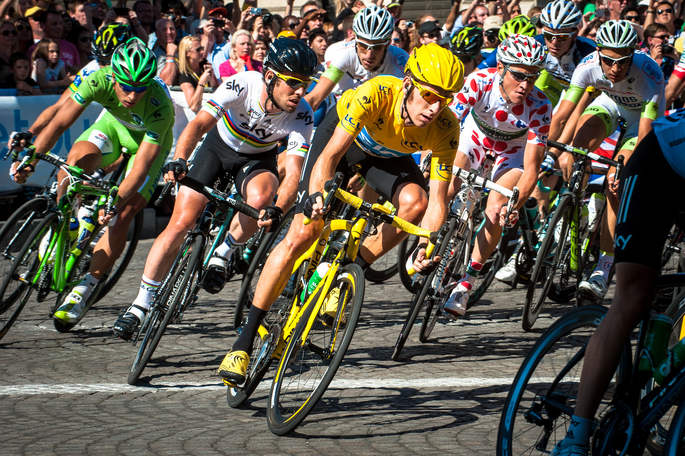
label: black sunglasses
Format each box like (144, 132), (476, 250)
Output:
(507, 67), (540, 83)
(625, 14), (639, 20)
(657, 8), (673, 14)
(1, 29), (17, 36)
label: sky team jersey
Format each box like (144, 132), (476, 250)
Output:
(336, 75), (459, 182)
(568, 51), (665, 116)
(654, 108), (685, 178)
(323, 40), (409, 93)
(70, 66), (174, 146)
(201, 71), (313, 157)
(451, 67), (552, 147)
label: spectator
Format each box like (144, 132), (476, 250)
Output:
(296, 0), (327, 39)
(482, 15), (502, 51)
(14, 18), (32, 56)
(252, 34), (269, 67)
(178, 35), (218, 112)
(461, 1), (489, 27)
(334, 0), (364, 17)
(26, 6), (46, 43)
(70, 24), (92, 69)
(42, 9), (80, 69)
(382, 0), (403, 21)
(219, 29), (261, 80)
(391, 26), (409, 52)
(199, 17), (230, 79)
(307, 27), (327, 74)
(645, 0), (678, 35)
(282, 14), (300, 32)
(9, 52), (39, 95)
(510, 1), (523, 17)
(0, 20), (17, 87)
(251, 11), (276, 41)
(68, 0), (93, 31)
(622, 6), (641, 24)
(32, 39), (71, 93)
(418, 20), (442, 45)
(132, 0), (154, 34)
(644, 22), (676, 78)
(151, 17), (178, 86)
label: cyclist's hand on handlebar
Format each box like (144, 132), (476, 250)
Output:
(8, 131), (33, 154)
(607, 169), (619, 196)
(258, 205), (283, 232)
(560, 152), (574, 182)
(9, 150), (35, 184)
(162, 158), (188, 183)
(498, 205), (519, 228)
(409, 244), (440, 275)
(539, 153), (556, 175)
(302, 192), (324, 221)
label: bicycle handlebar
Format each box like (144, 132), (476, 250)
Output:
(547, 140), (623, 169)
(177, 175), (261, 220)
(452, 166), (515, 200)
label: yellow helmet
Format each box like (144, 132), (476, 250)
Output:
(405, 42), (464, 94)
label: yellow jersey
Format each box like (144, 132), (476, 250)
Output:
(336, 75), (459, 182)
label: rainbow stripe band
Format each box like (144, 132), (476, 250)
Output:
(206, 100), (277, 149)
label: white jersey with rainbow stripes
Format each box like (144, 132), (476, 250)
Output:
(201, 71), (313, 157)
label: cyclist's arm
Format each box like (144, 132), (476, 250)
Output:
(274, 154), (304, 211)
(174, 110), (217, 161)
(27, 88), (72, 137)
(32, 97), (86, 156)
(304, 74), (337, 112)
(420, 176), (450, 233)
(549, 90), (582, 146)
(308, 125), (355, 196)
(116, 141), (162, 207)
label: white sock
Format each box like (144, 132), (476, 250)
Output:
(132, 275), (161, 311)
(214, 232), (243, 258)
(595, 251), (614, 278)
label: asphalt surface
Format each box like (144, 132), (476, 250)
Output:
(0, 239), (612, 456)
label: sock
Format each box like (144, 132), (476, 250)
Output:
(232, 305), (268, 354)
(131, 275), (161, 316)
(462, 260), (483, 284)
(215, 232), (243, 258)
(595, 251), (614, 278)
(564, 415), (592, 446)
(354, 253), (371, 271)
(71, 272), (100, 301)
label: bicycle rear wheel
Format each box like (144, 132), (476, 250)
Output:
(523, 195), (573, 332)
(497, 304), (630, 456)
(127, 234), (204, 384)
(0, 212), (59, 340)
(365, 244), (399, 283)
(266, 263), (364, 435)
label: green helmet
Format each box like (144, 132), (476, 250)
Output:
(498, 15), (536, 42)
(111, 37), (157, 86)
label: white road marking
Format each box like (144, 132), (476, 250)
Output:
(0, 377), (570, 396)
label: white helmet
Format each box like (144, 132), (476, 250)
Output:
(496, 34), (548, 68)
(353, 5), (394, 41)
(596, 20), (638, 49)
(540, 0), (582, 30)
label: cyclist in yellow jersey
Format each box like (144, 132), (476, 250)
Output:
(216, 43), (464, 386)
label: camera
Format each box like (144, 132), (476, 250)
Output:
(250, 7), (263, 15)
(263, 13), (273, 26)
(662, 43), (675, 54)
(212, 18), (225, 28)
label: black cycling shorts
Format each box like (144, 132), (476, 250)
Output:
(296, 106), (425, 211)
(614, 130), (685, 269)
(187, 126), (278, 194)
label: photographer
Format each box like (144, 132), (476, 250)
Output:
(199, 16), (230, 79)
(251, 10), (276, 41)
(178, 35), (219, 112)
(644, 23), (677, 78)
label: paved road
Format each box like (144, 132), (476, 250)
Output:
(0, 240), (607, 456)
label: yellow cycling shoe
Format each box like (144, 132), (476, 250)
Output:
(217, 350), (249, 386)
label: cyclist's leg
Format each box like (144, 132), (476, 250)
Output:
(555, 130), (680, 454)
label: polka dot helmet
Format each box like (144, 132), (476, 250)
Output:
(496, 34), (548, 68)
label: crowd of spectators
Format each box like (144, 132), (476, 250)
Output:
(0, 0), (683, 105)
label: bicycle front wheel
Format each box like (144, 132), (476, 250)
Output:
(0, 212), (59, 340)
(497, 304), (630, 456)
(523, 195), (573, 331)
(266, 263), (364, 435)
(397, 235), (420, 293)
(127, 234), (204, 384)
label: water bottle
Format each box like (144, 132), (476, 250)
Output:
(638, 313), (673, 373)
(655, 333), (685, 385)
(68, 217), (79, 242)
(587, 193), (606, 233)
(300, 262), (331, 302)
(524, 198), (540, 230)
(71, 205), (96, 256)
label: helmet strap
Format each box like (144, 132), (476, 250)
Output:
(265, 73), (285, 112)
(499, 67), (514, 105)
(401, 83), (417, 126)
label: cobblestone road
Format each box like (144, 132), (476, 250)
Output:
(0, 240), (609, 456)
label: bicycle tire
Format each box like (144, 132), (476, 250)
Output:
(96, 210), (143, 302)
(397, 235), (420, 293)
(233, 207), (294, 329)
(0, 197), (53, 309)
(522, 195), (573, 332)
(127, 234), (204, 384)
(0, 212), (59, 340)
(665, 397), (685, 456)
(364, 245), (399, 283)
(469, 243), (505, 306)
(497, 304), (631, 456)
(266, 262), (364, 435)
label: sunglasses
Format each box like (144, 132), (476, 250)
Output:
(411, 78), (451, 106)
(194, 46), (204, 52)
(484, 29), (499, 38)
(117, 81), (148, 93)
(287, 21), (300, 28)
(543, 31), (574, 42)
(273, 70), (310, 89)
(391, 37), (401, 43)
(1, 29), (17, 36)
(356, 39), (389, 51)
(654, 34), (670, 40)
(625, 14), (639, 20)
(506, 67), (540, 83)
(658, 8), (673, 14)
(599, 52), (632, 67)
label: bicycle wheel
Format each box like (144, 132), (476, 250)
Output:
(497, 304), (631, 456)
(127, 234), (204, 384)
(397, 235), (420, 293)
(96, 210), (143, 302)
(365, 244), (399, 283)
(0, 197), (53, 308)
(0, 212), (59, 340)
(266, 262), (364, 435)
(233, 208), (294, 329)
(665, 397), (685, 456)
(522, 195), (573, 332)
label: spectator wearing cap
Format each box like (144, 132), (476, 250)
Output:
(199, 16), (230, 79)
(382, 0), (403, 21)
(418, 20), (441, 45)
(25, 6), (46, 43)
(482, 15), (502, 51)
(150, 17), (178, 86)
